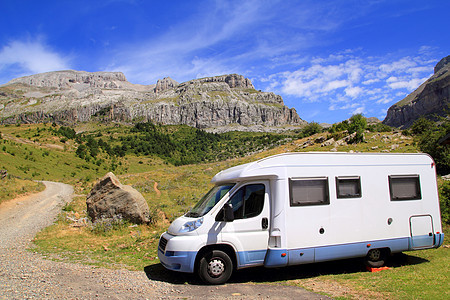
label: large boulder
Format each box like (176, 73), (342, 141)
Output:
(86, 172), (150, 224)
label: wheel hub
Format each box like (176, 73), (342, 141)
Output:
(208, 258), (225, 277)
(368, 249), (381, 261)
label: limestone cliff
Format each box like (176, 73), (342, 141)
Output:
(383, 55), (450, 128)
(0, 71), (304, 131)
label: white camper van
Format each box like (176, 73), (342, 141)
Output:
(158, 153), (444, 284)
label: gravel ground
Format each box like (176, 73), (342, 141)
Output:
(0, 181), (327, 299)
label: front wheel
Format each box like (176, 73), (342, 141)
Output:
(365, 248), (387, 268)
(198, 250), (233, 284)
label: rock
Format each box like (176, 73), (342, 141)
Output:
(0, 169), (7, 179)
(86, 172), (150, 224)
(0, 72), (304, 131)
(391, 144), (399, 150)
(366, 117), (381, 124)
(315, 136), (326, 143)
(297, 139), (314, 149)
(435, 56), (450, 73)
(333, 132), (358, 146)
(321, 138), (335, 147)
(154, 77), (179, 94)
(383, 55), (450, 128)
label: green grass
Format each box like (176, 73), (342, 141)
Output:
(288, 225), (449, 299)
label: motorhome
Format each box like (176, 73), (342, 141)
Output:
(158, 152), (444, 284)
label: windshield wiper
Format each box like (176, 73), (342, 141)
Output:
(185, 212), (200, 218)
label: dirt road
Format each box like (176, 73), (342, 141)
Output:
(0, 181), (327, 299)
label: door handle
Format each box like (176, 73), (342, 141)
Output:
(262, 217), (268, 229)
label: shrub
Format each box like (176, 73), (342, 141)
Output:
(410, 117), (436, 135)
(90, 215), (125, 235)
(302, 122), (322, 137)
(439, 180), (450, 224)
(413, 118), (449, 175)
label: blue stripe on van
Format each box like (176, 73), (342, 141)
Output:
(263, 236), (441, 267)
(237, 249), (267, 268)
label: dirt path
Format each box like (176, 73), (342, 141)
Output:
(0, 182), (327, 299)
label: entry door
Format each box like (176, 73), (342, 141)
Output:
(410, 215), (434, 249)
(220, 181), (270, 268)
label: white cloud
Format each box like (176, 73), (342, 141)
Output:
(0, 38), (70, 78)
(262, 47), (437, 123)
(279, 60), (364, 100)
(345, 86), (363, 98)
(379, 57), (416, 74)
(387, 77), (428, 91)
(352, 106), (365, 115)
(362, 78), (380, 85)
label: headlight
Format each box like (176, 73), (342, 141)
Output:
(180, 217), (204, 233)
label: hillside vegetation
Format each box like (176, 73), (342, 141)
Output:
(0, 118), (448, 299)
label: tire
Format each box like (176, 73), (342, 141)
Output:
(198, 250), (233, 285)
(365, 248), (386, 268)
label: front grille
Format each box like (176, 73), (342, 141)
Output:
(159, 236), (168, 252)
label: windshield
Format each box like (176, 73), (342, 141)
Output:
(185, 184), (235, 218)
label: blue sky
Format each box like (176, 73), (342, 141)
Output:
(0, 0), (448, 124)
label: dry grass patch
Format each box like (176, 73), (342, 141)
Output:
(0, 177), (45, 205)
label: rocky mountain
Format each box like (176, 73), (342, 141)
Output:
(0, 71), (304, 132)
(383, 55), (450, 128)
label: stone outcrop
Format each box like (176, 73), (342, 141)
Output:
(7, 70), (129, 89)
(0, 71), (304, 131)
(86, 172), (150, 224)
(154, 77), (178, 94)
(383, 55), (450, 128)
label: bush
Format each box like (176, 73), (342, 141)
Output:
(439, 180), (450, 224)
(302, 122), (322, 137)
(367, 123), (393, 133)
(90, 215), (126, 235)
(410, 117), (436, 135)
(413, 118), (449, 175)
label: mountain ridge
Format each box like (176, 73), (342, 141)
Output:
(383, 55), (450, 128)
(0, 72), (304, 132)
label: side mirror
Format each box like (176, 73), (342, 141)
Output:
(223, 203), (234, 222)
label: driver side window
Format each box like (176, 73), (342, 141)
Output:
(228, 184), (265, 220)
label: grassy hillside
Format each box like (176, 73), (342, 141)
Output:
(1, 121), (448, 299)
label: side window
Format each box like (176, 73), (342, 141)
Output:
(336, 176), (361, 198)
(228, 184), (265, 219)
(389, 175), (421, 201)
(229, 189), (244, 219)
(289, 177), (329, 206)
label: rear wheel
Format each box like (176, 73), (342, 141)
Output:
(198, 250), (233, 284)
(365, 248), (387, 268)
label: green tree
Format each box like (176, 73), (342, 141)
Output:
(76, 144), (88, 159)
(348, 114), (367, 143)
(302, 122), (322, 137)
(410, 117), (436, 135)
(414, 118), (449, 175)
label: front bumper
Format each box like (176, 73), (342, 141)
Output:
(157, 233), (198, 273)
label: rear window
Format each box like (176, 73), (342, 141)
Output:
(389, 175), (421, 201)
(289, 177), (329, 206)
